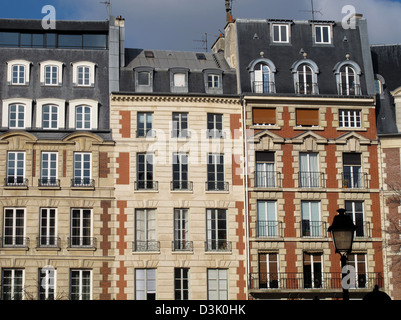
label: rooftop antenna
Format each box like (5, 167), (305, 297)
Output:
(194, 33), (210, 52)
(100, 0), (112, 18)
(300, 0), (322, 21)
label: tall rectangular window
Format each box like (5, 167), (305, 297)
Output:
(12, 65), (25, 84)
(39, 208), (57, 247)
(303, 252), (322, 289)
(175, 268), (189, 300)
(301, 201), (321, 237)
(135, 269), (156, 300)
(172, 153), (189, 190)
(207, 74), (220, 88)
(42, 105), (58, 129)
(174, 209), (190, 251)
(257, 201), (277, 237)
(206, 209), (228, 251)
(255, 151), (275, 187)
(70, 209), (92, 247)
(137, 112), (153, 137)
(299, 152), (319, 187)
(9, 104), (25, 129)
(339, 110), (361, 128)
(70, 269), (91, 300)
(40, 152), (58, 187)
(207, 269), (228, 300)
(207, 153), (225, 191)
(73, 152), (92, 187)
(345, 201), (365, 237)
(6, 152), (25, 186)
(315, 25), (331, 44)
(172, 112), (188, 138)
(45, 65), (58, 85)
(3, 208), (25, 247)
(207, 113), (223, 138)
(137, 153), (155, 190)
(77, 66), (90, 86)
(272, 24), (289, 43)
(343, 153), (362, 188)
(39, 267), (56, 300)
(135, 209), (157, 251)
(1, 269), (24, 300)
(347, 254), (367, 288)
(75, 105), (91, 130)
(258, 253), (279, 289)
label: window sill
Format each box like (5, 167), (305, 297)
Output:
(4, 186), (28, 190)
(36, 246), (62, 251)
(38, 186), (61, 190)
(132, 251), (161, 255)
(67, 247), (97, 251)
(336, 127), (367, 132)
(250, 125), (280, 130)
(205, 251), (232, 255)
(293, 126), (324, 131)
(171, 190), (193, 194)
(71, 186), (95, 191)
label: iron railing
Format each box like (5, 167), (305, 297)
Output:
(299, 172), (325, 188)
(5, 177), (28, 187)
(0, 236), (29, 248)
(256, 221), (284, 238)
(71, 178), (95, 188)
(252, 81), (276, 94)
(205, 240), (232, 252)
(205, 181), (229, 191)
(67, 237), (97, 249)
(172, 240), (193, 251)
(296, 82), (319, 95)
(38, 178), (60, 187)
(171, 181), (193, 191)
(255, 171), (282, 188)
(36, 236), (61, 249)
(135, 180), (158, 191)
(338, 84), (362, 96)
(133, 240), (160, 252)
(301, 220), (328, 238)
(342, 172), (368, 189)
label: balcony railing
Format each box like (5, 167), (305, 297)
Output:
(301, 220), (328, 238)
(171, 180), (193, 191)
(354, 222), (371, 238)
(256, 221), (283, 238)
(255, 171), (282, 188)
(296, 82), (319, 95)
(136, 129), (156, 138)
(338, 84), (362, 96)
(5, 177), (28, 187)
(133, 240), (160, 252)
(36, 236), (61, 249)
(342, 172), (368, 189)
(135, 180), (158, 191)
(38, 178), (60, 187)
(205, 181), (229, 191)
(0, 236), (29, 248)
(172, 240), (193, 251)
(249, 272), (384, 291)
(67, 237), (97, 249)
(71, 178), (95, 188)
(252, 81), (276, 94)
(299, 172), (325, 188)
(205, 240), (232, 252)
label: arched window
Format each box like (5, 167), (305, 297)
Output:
(76, 105), (92, 130)
(291, 59), (319, 95)
(248, 58), (276, 94)
(334, 60), (362, 96)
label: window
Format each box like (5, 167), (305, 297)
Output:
(299, 152), (320, 188)
(345, 201), (366, 237)
(347, 254), (367, 288)
(208, 74), (220, 88)
(253, 63), (273, 93)
(70, 209), (93, 247)
(135, 269), (156, 300)
(314, 25), (331, 44)
(1, 269), (24, 300)
(175, 268), (189, 300)
(272, 24), (289, 43)
(72, 61), (95, 87)
(73, 153), (92, 187)
(75, 105), (91, 130)
(135, 67), (154, 92)
(172, 153), (190, 190)
(207, 153), (226, 191)
(207, 113), (223, 138)
(7, 60), (30, 85)
(206, 209), (228, 251)
(172, 112), (189, 138)
(296, 64), (317, 94)
(253, 108), (276, 126)
(39, 267), (56, 300)
(40, 152), (58, 187)
(258, 253), (279, 289)
(257, 201), (278, 237)
(138, 72), (150, 86)
(303, 252), (322, 288)
(296, 109), (319, 127)
(301, 201), (321, 237)
(137, 112), (154, 138)
(255, 151), (276, 188)
(339, 110), (361, 128)
(343, 153), (362, 189)
(339, 65), (360, 95)
(42, 105), (58, 129)
(207, 269), (228, 300)
(134, 209), (158, 251)
(39, 208), (57, 247)
(170, 68), (188, 93)
(70, 269), (91, 300)
(3, 208), (25, 247)
(136, 153), (156, 190)
(6, 152), (26, 186)
(45, 66), (58, 85)
(8, 104), (25, 129)
(174, 209), (190, 251)
(174, 73), (186, 87)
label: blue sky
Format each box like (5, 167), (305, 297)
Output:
(1, 0), (401, 50)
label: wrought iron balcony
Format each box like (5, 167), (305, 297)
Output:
(252, 81), (276, 94)
(205, 181), (229, 191)
(67, 237), (97, 249)
(301, 220), (328, 238)
(71, 178), (95, 188)
(255, 170), (282, 188)
(36, 236), (61, 249)
(249, 272), (384, 291)
(38, 178), (60, 187)
(172, 240), (193, 251)
(338, 83), (362, 96)
(342, 172), (368, 189)
(133, 240), (160, 252)
(299, 171), (325, 188)
(296, 82), (319, 95)
(256, 221), (283, 238)
(171, 180), (193, 191)
(0, 236), (29, 248)
(5, 177), (28, 187)
(135, 180), (158, 191)
(205, 240), (232, 252)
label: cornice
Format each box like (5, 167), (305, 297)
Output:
(111, 94), (241, 105)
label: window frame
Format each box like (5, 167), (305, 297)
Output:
(207, 113), (224, 139)
(172, 112), (189, 138)
(68, 99), (98, 130)
(272, 23), (290, 43)
(137, 112), (154, 138)
(172, 153), (189, 190)
(40, 60), (63, 86)
(1, 268), (25, 300)
(38, 267), (56, 300)
(136, 153), (155, 190)
(207, 153), (225, 191)
(3, 208), (26, 247)
(314, 24), (332, 44)
(70, 269), (92, 300)
(207, 269), (228, 300)
(135, 208), (157, 249)
(248, 58), (277, 94)
(72, 61), (96, 87)
(6, 151), (26, 186)
(339, 109), (361, 129)
(73, 152), (92, 187)
(39, 208), (58, 247)
(135, 268), (156, 300)
(36, 99), (65, 130)
(7, 60), (30, 85)
(70, 208), (93, 248)
(40, 152), (58, 187)
(257, 200), (278, 237)
(206, 208), (227, 251)
(301, 201), (321, 237)
(174, 268), (189, 300)
(173, 208), (189, 250)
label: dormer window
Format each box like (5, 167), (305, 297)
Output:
(40, 60), (63, 86)
(204, 69), (223, 94)
(314, 24), (332, 44)
(134, 67), (154, 93)
(72, 61), (96, 87)
(334, 60), (362, 96)
(170, 68), (189, 93)
(272, 24), (289, 43)
(248, 58), (277, 94)
(291, 59), (319, 95)
(7, 60), (31, 85)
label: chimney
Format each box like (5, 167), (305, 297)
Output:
(225, 0), (233, 22)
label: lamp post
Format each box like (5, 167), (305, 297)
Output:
(328, 208), (357, 301)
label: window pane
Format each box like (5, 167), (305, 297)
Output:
(58, 34), (82, 48)
(83, 34), (107, 49)
(0, 32), (19, 46)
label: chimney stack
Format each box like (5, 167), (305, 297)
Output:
(225, 0), (233, 22)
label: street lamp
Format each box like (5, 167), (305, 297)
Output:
(328, 208), (357, 300)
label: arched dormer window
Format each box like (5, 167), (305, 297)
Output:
(334, 60), (362, 96)
(248, 58), (276, 94)
(291, 59), (319, 95)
